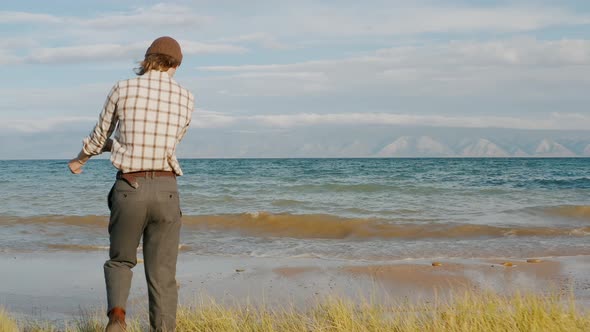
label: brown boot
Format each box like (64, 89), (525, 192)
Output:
(105, 307), (127, 332)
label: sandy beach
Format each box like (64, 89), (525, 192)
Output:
(2, 251), (589, 324)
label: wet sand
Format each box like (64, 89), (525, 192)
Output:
(1, 252), (589, 323)
(338, 259), (570, 302)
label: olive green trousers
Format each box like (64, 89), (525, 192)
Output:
(104, 175), (182, 332)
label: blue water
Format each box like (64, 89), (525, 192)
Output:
(0, 158), (588, 260)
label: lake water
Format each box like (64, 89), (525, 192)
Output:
(0, 158), (588, 261)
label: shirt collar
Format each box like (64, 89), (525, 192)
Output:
(145, 70), (173, 81)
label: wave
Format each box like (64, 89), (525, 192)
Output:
(541, 205), (590, 220)
(45, 243), (191, 252)
(287, 183), (396, 193)
(46, 244), (109, 251)
(0, 215), (108, 227)
(271, 199), (306, 207)
(3, 213), (588, 240)
(181, 212), (589, 240)
(518, 178), (590, 189)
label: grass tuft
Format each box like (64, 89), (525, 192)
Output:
(5, 290), (590, 331)
(0, 308), (19, 332)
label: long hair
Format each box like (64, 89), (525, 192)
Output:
(134, 53), (180, 76)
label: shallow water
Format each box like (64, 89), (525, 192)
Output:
(0, 158), (588, 260)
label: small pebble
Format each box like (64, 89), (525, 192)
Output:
(526, 259), (542, 263)
(235, 269), (245, 273)
(431, 262), (442, 267)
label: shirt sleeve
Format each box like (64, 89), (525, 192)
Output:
(176, 92), (194, 144)
(82, 83), (119, 155)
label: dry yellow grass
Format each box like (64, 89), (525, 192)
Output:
(3, 291), (589, 332)
(0, 308), (19, 332)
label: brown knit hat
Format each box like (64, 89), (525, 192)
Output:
(145, 36), (183, 64)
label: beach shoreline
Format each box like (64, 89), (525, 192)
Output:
(2, 252), (589, 324)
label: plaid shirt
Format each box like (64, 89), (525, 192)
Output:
(82, 70), (194, 175)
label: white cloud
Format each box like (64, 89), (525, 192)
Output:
(202, 38), (590, 72)
(0, 83), (112, 114)
(25, 40), (247, 63)
(550, 112), (589, 121)
(5, 3), (590, 36)
(217, 32), (291, 50)
(0, 11), (62, 24)
(191, 109), (238, 128)
(75, 4), (213, 29)
(0, 37), (39, 49)
(245, 112), (590, 130)
(203, 71), (332, 96)
(382, 6), (590, 34)
(181, 40), (247, 55)
(233, 72), (326, 79)
(8, 111), (589, 134)
(26, 43), (143, 63)
(238, 4), (590, 39)
(0, 52), (22, 65)
(449, 39), (590, 66)
(186, 111), (590, 131)
(0, 116), (95, 133)
(5, 3), (590, 68)
(194, 37), (590, 101)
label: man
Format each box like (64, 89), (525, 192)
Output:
(68, 36), (194, 332)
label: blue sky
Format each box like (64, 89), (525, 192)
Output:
(1, 1), (590, 157)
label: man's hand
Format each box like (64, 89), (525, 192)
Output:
(68, 150), (91, 174)
(68, 159), (85, 174)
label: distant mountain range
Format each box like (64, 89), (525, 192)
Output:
(174, 126), (590, 158)
(375, 136), (587, 157)
(1, 124), (589, 159)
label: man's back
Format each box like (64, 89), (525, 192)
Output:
(111, 71), (194, 175)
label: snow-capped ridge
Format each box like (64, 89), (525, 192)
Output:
(460, 138), (509, 157)
(377, 136), (453, 157)
(534, 139), (576, 157)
